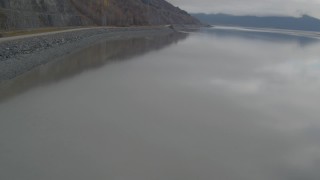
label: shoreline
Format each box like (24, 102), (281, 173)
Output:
(0, 25), (193, 82)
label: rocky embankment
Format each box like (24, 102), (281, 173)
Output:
(0, 0), (94, 30)
(0, 26), (183, 81)
(0, 0), (200, 30)
(71, 0), (201, 26)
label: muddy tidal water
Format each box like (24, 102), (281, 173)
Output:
(1, 28), (320, 180)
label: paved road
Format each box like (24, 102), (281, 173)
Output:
(0, 27), (105, 43)
(0, 26), (171, 43)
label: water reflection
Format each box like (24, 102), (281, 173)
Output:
(201, 27), (319, 46)
(0, 32), (188, 102)
(1, 28), (320, 180)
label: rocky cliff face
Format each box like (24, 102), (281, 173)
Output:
(0, 0), (94, 30)
(0, 0), (200, 30)
(71, 0), (200, 26)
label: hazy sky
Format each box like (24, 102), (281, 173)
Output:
(167, 0), (320, 18)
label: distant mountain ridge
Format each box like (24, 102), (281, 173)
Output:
(193, 13), (320, 32)
(0, 0), (200, 30)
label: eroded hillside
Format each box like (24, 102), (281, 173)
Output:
(0, 0), (200, 30)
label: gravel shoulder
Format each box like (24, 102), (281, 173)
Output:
(0, 26), (176, 81)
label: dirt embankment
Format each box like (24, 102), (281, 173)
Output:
(0, 26), (181, 81)
(0, 0), (200, 30)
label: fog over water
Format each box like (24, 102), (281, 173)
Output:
(1, 28), (320, 180)
(168, 0), (320, 18)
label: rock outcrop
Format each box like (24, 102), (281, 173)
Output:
(0, 0), (94, 30)
(0, 0), (200, 30)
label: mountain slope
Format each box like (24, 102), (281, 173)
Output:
(0, 0), (94, 30)
(71, 0), (200, 26)
(0, 0), (200, 30)
(193, 13), (320, 32)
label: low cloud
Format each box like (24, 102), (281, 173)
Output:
(167, 0), (320, 18)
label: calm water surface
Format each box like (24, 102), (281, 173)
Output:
(1, 28), (320, 180)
